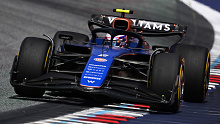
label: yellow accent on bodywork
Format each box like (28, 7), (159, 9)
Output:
(44, 45), (51, 70)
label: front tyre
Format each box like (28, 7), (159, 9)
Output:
(150, 53), (183, 112)
(15, 37), (51, 98)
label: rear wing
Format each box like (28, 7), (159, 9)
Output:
(88, 14), (187, 37)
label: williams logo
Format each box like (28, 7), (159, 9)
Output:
(87, 80), (95, 83)
(94, 58), (107, 62)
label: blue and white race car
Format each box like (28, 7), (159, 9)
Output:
(10, 9), (210, 112)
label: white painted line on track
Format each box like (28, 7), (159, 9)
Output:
(53, 116), (106, 124)
(105, 104), (150, 112)
(209, 82), (219, 85)
(210, 73), (220, 76)
(209, 85), (216, 89)
(210, 69), (220, 73)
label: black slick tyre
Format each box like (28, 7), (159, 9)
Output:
(175, 44), (210, 102)
(15, 37), (51, 98)
(150, 53), (183, 112)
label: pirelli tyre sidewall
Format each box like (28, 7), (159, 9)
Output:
(15, 37), (51, 98)
(150, 53), (183, 112)
(175, 44), (210, 102)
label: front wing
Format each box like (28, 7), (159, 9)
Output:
(11, 58), (179, 112)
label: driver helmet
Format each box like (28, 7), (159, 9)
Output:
(105, 33), (126, 47)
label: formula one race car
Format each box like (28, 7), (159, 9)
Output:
(10, 9), (210, 112)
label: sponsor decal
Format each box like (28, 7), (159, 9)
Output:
(134, 20), (170, 31)
(108, 17), (117, 24)
(83, 76), (101, 80)
(98, 54), (109, 57)
(87, 80), (95, 83)
(94, 58), (107, 62)
(89, 64), (106, 67)
(59, 34), (73, 40)
(107, 16), (171, 31)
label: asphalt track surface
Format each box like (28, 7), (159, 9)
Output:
(0, 0), (218, 123)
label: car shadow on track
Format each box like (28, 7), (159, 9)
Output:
(8, 91), (112, 107)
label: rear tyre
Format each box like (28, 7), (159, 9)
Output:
(150, 53), (183, 112)
(53, 31), (89, 54)
(175, 44), (210, 102)
(15, 37), (51, 98)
